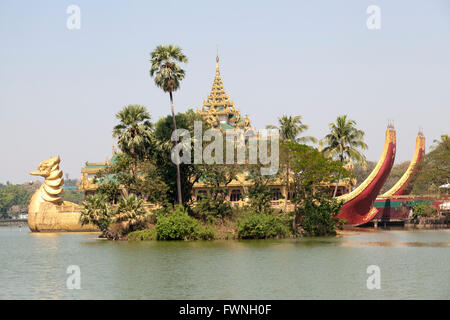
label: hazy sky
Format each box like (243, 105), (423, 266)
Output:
(1, 0), (449, 183)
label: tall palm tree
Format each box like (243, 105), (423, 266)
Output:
(113, 105), (153, 180)
(267, 115), (317, 212)
(150, 45), (188, 205)
(319, 115), (368, 197)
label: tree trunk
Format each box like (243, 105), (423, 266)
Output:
(99, 224), (118, 241)
(332, 172), (340, 197)
(284, 159), (289, 213)
(333, 154), (344, 197)
(170, 91), (183, 205)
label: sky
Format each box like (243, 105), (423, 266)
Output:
(0, 0), (449, 183)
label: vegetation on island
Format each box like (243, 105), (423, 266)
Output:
(76, 45), (448, 240)
(77, 45), (360, 240)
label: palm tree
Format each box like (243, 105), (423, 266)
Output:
(267, 115), (317, 212)
(80, 194), (118, 240)
(115, 194), (147, 233)
(112, 105), (153, 180)
(150, 45), (188, 205)
(319, 115), (368, 197)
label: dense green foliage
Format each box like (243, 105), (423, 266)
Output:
(193, 165), (237, 221)
(299, 197), (344, 236)
(156, 206), (214, 240)
(152, 109), (207, 205)
(61, 190), (84, 205)
(267, 115), (317, 212)
(320, 115), (368, 197)
(80, 193), (147, 240)
(0, 183), (33, 218)
(245, 165), (278, 214)
(0, 180), (83, 218)
(237, 212), (291, 239)
(283, 141), (351, 231)
(127, 228), (157, 241)
(411, 135), (450, 195)
(80, 194), (116, 239)
(411, 202), (437, 221)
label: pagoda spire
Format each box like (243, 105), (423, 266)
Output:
(197, 55), (253, 132)
(204, 55), (231, 109)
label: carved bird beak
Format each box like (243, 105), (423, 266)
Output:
(30, 170), (45, 176)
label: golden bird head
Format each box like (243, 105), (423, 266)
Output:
(30, 156), (60, 177)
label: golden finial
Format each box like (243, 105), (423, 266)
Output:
(216, 55), (220, 74)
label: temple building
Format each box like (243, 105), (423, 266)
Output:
(191, 56), (354, 205)
(78, 147), (119, 197)
(78, 56), (355, 205)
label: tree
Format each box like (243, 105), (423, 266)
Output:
(150, 44), (188, 205)
(112, 105), (153, 179)
(194, 164), (238, 221)
(152, 109), (206, 205)
(80, 194), (118, 240)
(411, 133), (450, 194)
(94, 153), (135, 197)
(246, 163), (278, 214)
(0, 184), (32, 218)
(267, 115), (317, 212)
(284, 141), (350, 233)
(319, 115), (368, 197)
(115, 194), (147, 233)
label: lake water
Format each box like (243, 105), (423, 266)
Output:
(0, 225), (448, 299)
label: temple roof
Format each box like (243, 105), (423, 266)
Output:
(197, 56), (253, 132)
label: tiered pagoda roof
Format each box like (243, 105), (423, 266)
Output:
(197, 56), (253, 132)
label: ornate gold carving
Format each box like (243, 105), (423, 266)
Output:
(28, 156), (97, 232)
(29, 156), (64, 204)
(196, 55), (253, 132)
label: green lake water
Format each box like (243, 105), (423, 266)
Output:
(0, 225), (448, 299)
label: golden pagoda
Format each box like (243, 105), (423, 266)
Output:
(197, 56), (253, 133)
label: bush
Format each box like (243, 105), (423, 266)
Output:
(156, 207), (215, 240)
(237, 212), (291, 239)
(299, 198), (343, 236)
(127, 228), (157, 241)
(194, 195), (232, 222)
(411, 202), (437, 221)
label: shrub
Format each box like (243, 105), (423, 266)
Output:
(411, 202), (437, 221)
(299, 198), (343, 236)
(237, 212), (290, 239)
(156, 207), (215, 240)
(194, 194), (232, 222)
(127, 228), (157, 241)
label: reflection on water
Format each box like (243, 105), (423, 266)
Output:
(0, 226), (449, 299)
